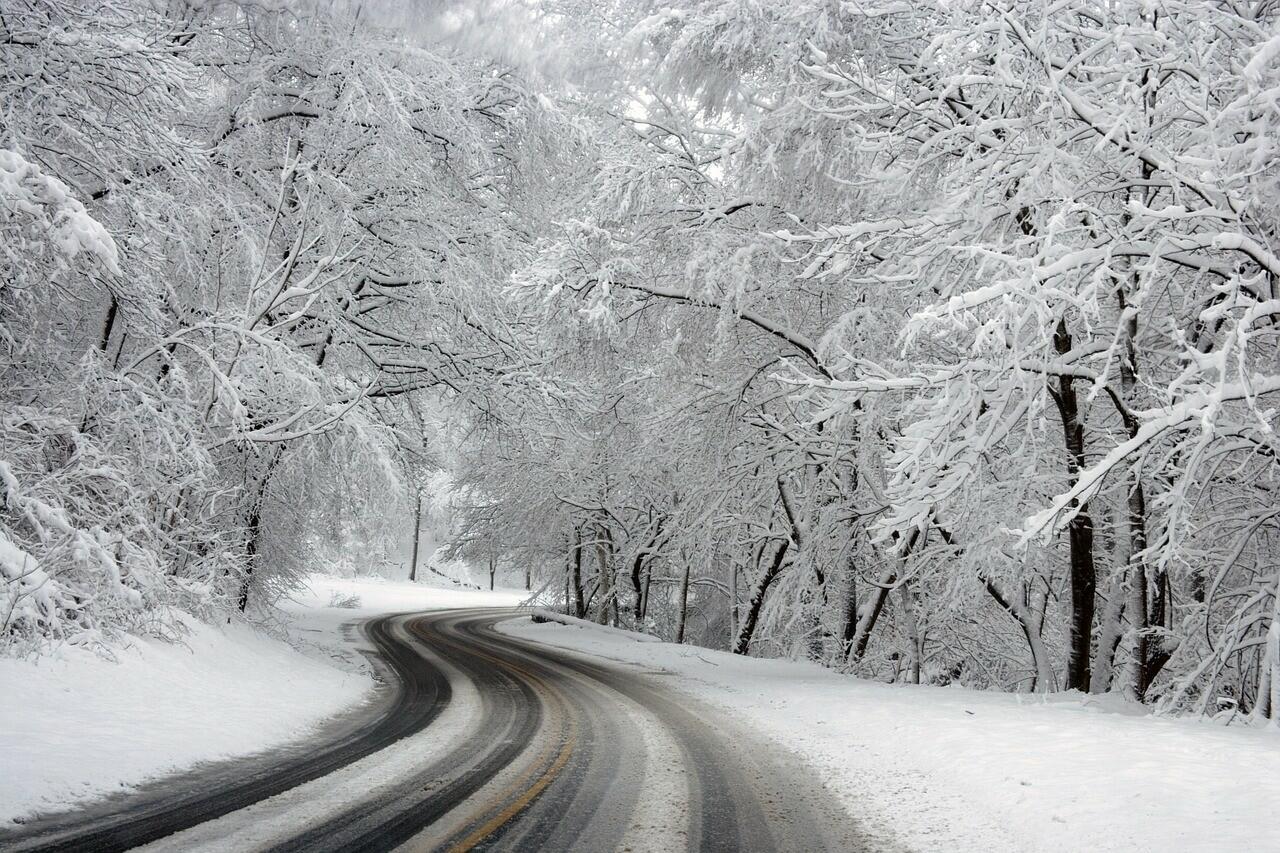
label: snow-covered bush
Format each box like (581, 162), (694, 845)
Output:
(327, 591), (361, 609)
(0, 149), (237, 648)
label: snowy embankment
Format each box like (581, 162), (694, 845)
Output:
(0, 574), (525, 827)
(500, 617), (1280, 853)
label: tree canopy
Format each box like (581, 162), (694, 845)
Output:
(3, 0), (1278, 723)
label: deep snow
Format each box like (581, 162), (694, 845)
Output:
(499, 616), (1280, 853)
(0, 574), (526, 827)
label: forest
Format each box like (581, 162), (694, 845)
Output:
(3, 0), (1279, 723)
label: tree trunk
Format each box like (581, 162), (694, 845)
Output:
(808, 563), (828, 661)
(1092, 569), (1126, 694)
(99, 294), (118, 353)
(238, 499), (263, 612)
(733, 540), (789, 654)
(630, 552), (645, 621)
(984, 577), (1055, 692)
(409, 491), (422, 582)
(675, 560), (691, 644)
(630, 517), (662, 623)
(1110, 102), (1166, 699)
(1252, 581), (1279, 722)
(896, 584), (923, 684)
(571, 528), (585, 618)
(848, 528), (920, 663)
(838, 466), (864, 650)
(841, 553), (859, 649)
(594, 526), (615, 626)
(640, 560), (653, 623)
(1052, 318), (1097, 692)
(848, 570), (893, 663)
(237, 445), (284, 612)
(728, 557), (739, 648)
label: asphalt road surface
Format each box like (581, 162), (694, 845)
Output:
(0, 609), (868, 852)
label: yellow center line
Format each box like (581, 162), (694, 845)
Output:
(447, 730), (575, 853)
(407, 617), (580, 852)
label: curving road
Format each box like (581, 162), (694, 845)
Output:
(0, 609), (868, 852)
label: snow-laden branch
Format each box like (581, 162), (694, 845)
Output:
(1022, 373), (1280, 540)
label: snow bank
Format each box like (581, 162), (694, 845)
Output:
(528, 607), (662, 642)
(0, 612), (369, 826)
(500, 617), (1280, 853)
(0, 573), (525, 827)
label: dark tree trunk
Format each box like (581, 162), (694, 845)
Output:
(849, 575), (892, 662)
(1124, 72), (1172, 699)
(1052, 319), (1097, 692)
(848, 528), (920, 663)
(1111, 243), (1171, 700)
(630, 552), (645, 619)
(571, 528), (585, 618)
(808, 563), (828, 661)
(99, 294), (118, 353)
(841, 554), (859, 649)
(1143, 572), (1173, 695)
(733, 540), (789, 655)
(237, 446), (284, 612)
(238, 502), (262, 612)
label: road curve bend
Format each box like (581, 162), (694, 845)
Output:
(0, 609), (870, 853)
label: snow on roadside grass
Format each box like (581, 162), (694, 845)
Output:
(499, 616), (1280, 853)
(0, 573), (526, 827)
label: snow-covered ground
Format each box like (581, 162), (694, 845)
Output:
(8, 572), (1271, 852)
(500, 616), (1280, 853)
(289, 573), (526, 616)
(0, 573), (526, 827)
